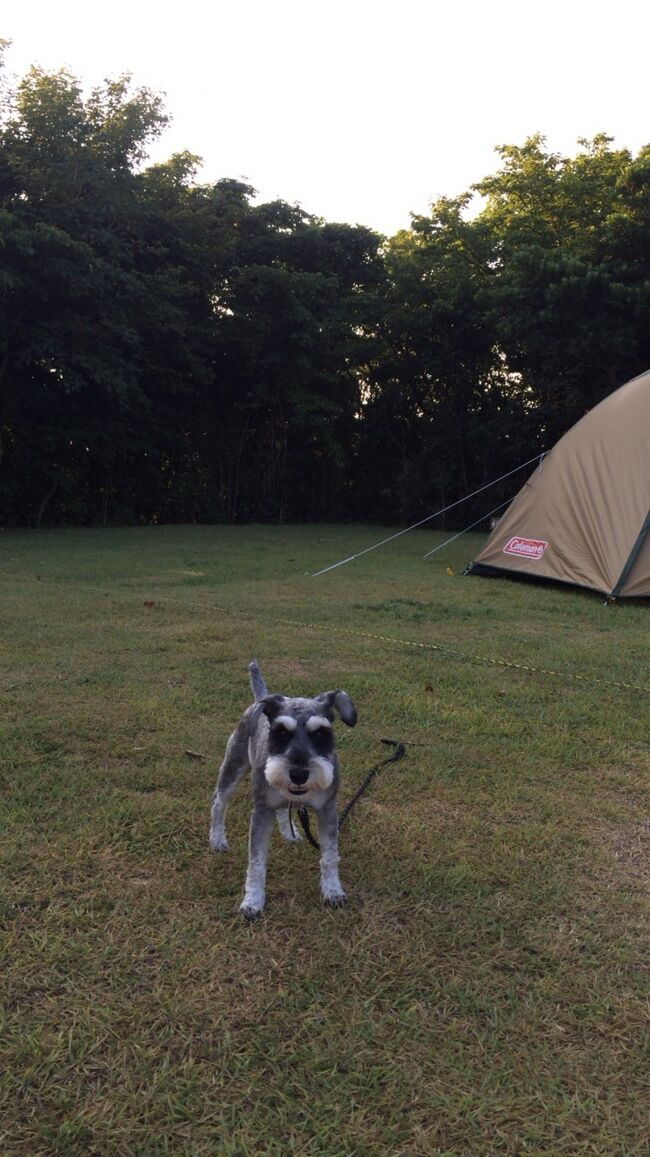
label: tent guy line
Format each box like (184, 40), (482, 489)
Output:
(422, 496), (516, 560)
(311, 453), (545, 577)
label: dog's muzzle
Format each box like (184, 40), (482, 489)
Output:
(288, 766), (309, 793)
(264, 754), (334, 795)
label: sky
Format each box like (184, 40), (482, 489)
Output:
(3, 0), (649, 236)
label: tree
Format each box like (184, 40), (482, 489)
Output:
(2, 48), (648, 529)
(0, 55), (386, 526)
(475, 134), (650, 443)
(358, 196), (530, 523)
(208, 211), (385, 521)
(0, 63), (175, 524)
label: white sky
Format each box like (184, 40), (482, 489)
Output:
(3, 0), (649, 235)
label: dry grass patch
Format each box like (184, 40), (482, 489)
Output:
(605, 819), (650, 887)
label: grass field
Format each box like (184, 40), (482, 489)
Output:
(2, 523), (649, 1155)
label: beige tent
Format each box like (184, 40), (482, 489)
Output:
(470, 369), (650, 599)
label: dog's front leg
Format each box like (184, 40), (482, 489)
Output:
(209, 721), (249, 852)
(241, 802), (275, 919)
(316, 799), (347, 907)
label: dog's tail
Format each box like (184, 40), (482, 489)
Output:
(248, 660), (268, 701)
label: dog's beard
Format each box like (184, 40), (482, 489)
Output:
(264, 755), (334, 795)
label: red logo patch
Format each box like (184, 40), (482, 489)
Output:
(503, 536), (548, 560)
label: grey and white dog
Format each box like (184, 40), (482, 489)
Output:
(209, 661), (357, 918)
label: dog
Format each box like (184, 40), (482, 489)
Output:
(209, 661), (357, 918)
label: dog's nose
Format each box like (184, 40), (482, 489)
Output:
(289, 766), (309, 785)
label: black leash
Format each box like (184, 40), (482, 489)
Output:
(289, 738), (407, 851)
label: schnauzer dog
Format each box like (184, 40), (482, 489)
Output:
(209, 661), (357, 918)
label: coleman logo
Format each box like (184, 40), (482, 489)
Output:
(503, 536), (548, 560)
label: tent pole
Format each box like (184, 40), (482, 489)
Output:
(610, 509), (650, 599)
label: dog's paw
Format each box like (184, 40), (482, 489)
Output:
(322, 889), (348, 908)
(240, 902), (263, 920)
(209, 832), (229, 852)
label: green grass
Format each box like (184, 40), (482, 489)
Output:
(2, 524), (649, 1155)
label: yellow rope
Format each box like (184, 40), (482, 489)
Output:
(11, 573), (647, 696)
(170, 598), (650, 696)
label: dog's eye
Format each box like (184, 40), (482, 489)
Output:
(313, 727), (330, 740)
(274, 724), (290, 738)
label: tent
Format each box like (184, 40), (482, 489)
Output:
(469, 369), (650, 599)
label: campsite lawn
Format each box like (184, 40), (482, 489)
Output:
(2, 523), (649, 1155)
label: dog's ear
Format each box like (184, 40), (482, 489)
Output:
(247, 693), (285, 736)
(319, 690), (357, 727)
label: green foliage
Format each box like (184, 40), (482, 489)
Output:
(359, 196), (531, 522)
(0, 62), (384, 526)
(475, 134), (650, 441)
(0, 56), (648, 528)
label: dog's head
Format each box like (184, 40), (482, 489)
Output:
(248, 689), (357, 798)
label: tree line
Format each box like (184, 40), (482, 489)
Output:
(1, 51), (649, 528)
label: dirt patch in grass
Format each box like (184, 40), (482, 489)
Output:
(599, 817), (650, 890)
